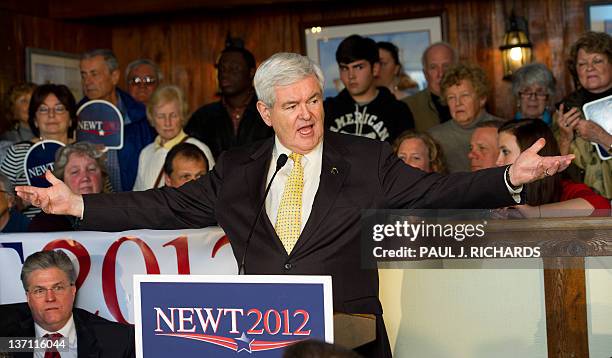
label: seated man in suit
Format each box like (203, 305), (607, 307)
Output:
(0, 250), (134, 358)
(17, 52), (574, 358)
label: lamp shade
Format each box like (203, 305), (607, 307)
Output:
(499, 20), (533, 80)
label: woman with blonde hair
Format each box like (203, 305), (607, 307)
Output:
(393, 130), (447, 174)
(133, 85), (214, 191)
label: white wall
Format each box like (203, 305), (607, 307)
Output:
(379, 258), (612, 358)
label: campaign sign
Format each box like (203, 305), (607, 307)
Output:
(582, 95), (612, 160)
(134, 275), (333, 358)
(23, 140), (65, 187)
(76, 100), (124, 150)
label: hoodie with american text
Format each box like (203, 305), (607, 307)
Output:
(324, 86), (415, 144)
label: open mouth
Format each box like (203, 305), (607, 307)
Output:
(297, 124), (314, 136)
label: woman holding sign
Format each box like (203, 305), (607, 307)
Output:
(0, 84), (77, 218)
(558, 31), (612, 200)
(133, 85), (214, 191)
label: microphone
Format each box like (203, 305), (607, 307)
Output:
(239, 153), (289, 274)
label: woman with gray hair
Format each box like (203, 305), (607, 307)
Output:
(29, 142), (108, 231)
(512, 63), (556, 125)
(133, 85), (214, 191)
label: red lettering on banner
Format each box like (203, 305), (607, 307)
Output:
(102, 236), (160, 323)
(293, 309), (311, 335)
(211, 235), (230, 258)
(43, 240), (91, 290)
(163, 236), (190, 274)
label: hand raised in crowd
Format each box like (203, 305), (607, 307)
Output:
(556, 103), (582, 155)
(15, 170), (84, 218)
(575, 119), (611, 145)
(508, 138), (575, 186)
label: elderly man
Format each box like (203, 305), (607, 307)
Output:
(0, 250), (134, 357)
(468, 121), (504, 171)
(18, 52), (573, 357)
(125, 59), (163, 104)
(162, 142), (209, 188)
(79, 49), (155, 191)
(403, 42), (458, 132)
(186, 46), (273, 159)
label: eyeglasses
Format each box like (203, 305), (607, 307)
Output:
(445, 93), (475, 104)
(37, 105), (67, 116)
(27, 283), (74, 298)
(577, 57), (608, 70)
(519, 91), (549, 100)
(129, 76), (157, 86)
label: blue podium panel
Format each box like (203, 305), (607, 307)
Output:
(134, 275), (333, 358)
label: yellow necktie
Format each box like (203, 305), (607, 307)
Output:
(275, 153), (304, 254)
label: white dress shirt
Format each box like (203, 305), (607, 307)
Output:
(34, 315), (77, 358)
(133, 131), (215, 191)
(265, 137), (323, 233)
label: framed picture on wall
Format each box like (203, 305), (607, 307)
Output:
(303, 14), (445, 99)
(585, 1), (612, 34)
(26, 48), (82, 101)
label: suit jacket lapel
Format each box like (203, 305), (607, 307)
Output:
(244, 138), (287, 253)
(74, 310), (100, 358)
(245, 138), (274, 210)
(292, 135), (350, 255)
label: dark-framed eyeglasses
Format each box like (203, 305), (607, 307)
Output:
(519, 91), (548, 100)
(129, 76), (157, 86)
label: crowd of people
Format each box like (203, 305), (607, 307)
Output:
(0, 28), (600, 358)
(1, 31), (610, 234)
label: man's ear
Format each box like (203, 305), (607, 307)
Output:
(372, 62), (381, 77)
(256, 100), (273, 127)
(164, 174), (171, 187)
(111, 69), (120, 86)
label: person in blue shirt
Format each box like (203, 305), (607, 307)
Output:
(78, 49), (155, 191)
(0, 173), (30, 233)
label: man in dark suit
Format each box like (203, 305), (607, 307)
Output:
(17, 53), (573, 358)
(0, 250), (134, 358)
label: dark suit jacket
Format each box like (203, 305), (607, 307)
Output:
(80, 131), (516, 312)
(0, 302), (135, 358)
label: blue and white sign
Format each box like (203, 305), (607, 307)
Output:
(134, 275), (333, 358)
(76, 100), (124, 150)
(23, 140), (65, 187)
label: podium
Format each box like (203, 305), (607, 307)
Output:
(333, 312), (376, 349)
(134, 274), (335, 357)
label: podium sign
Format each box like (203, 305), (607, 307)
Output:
(24, 140), (65, 187)
(76, 100), (124, 149)
(134, 275), (333, 358)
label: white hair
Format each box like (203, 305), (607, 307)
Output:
(421, 42), (458, 68)
(254, 52), (324, 107)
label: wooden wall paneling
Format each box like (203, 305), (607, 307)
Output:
(109, 0), (590, 124)
(0, 10), (110, 128)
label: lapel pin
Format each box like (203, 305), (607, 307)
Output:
(331, 167), (338, 175)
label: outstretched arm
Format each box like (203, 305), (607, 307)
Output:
(15, 171), (84, 217)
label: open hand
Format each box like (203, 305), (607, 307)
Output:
(508, 138), (575, 186)
(15, 171), (84, 217)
